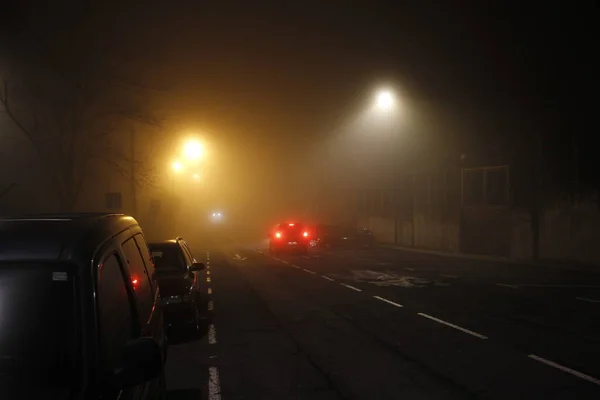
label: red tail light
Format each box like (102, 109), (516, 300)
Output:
(131, 276), (139, 289)
(303, 231), (309, 237)
(275, 231), (282, 239)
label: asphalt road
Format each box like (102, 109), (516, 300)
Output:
(165, 238), (600, 399)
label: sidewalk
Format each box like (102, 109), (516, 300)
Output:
(378, 243), (600, 275)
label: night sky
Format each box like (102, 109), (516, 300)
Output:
(1, 1), (597, 215)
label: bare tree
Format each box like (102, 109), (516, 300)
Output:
(0, 7), (164, 211)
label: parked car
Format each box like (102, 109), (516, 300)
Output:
(0, 213), (166, 400)
(315, 224), (375, 249)
(148, 238), (206, 334)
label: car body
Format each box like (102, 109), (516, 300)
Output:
(148, 238), (206, 333)
(268, 222), (311, 254)
(0, 213), (166, 400)
(315, 224), (375, 249)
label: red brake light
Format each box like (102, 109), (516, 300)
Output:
(288, 223), (295, 226)
(131, 276), (139, 288)
(303, 231), (308, 237)
(275, 231), (282, 238)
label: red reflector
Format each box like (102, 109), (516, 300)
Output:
(303, 231), (308, 237)
(275, 232), (282, 238)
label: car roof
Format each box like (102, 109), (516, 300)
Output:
(148, 239), (179, 247)
(0, 213), (139, 264)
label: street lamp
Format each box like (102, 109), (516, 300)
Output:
(184, 139), (204, 161)
(172, 160), (184, 172)
(375, 89), (395, 111)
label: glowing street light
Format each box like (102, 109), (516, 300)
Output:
(183, 139), (204, 161)
(172, 160), (184, 172)
(375, 89), (395, 111)
(193, 173), (200, 181)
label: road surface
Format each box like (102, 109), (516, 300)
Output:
(165, 238), (600, 399)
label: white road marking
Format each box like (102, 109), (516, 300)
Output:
(206, 271), (210, 275)
(405, 267), (415, 271)
(208, 288), (213, 294)
(292, 265), (301, 269)
(303, 269), (317, 275)
(321, 275), (335, 281)
(417, 313), (488, 339)
(528, 354), (600, 386)
(441, 274), (459, 279)
(373, 296), (404, 308)
(302, 255), (310, 259)
(576, 297), (600, 303)
(341, 283), (362, 292)
(496, 283), (518, 289)
(208, 301), (214, 311)
(208, 366), (222, 400)
(206, 277), (212, 283)
(208, 324), (217, 344)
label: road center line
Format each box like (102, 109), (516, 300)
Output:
(496, 283), (518, 289)
(528, 354), (600, 386)
(206, 277), (212, 283)
(208, 366), (222, 400)
(291, 265), (301, 269)
(373, 295), (403, 307)
(417, 313), (488, 339)
(321, 275), (335, 281)
(208, 288), (213, 294)
(208, 324), (218, 344)
(206, 271), (210, 275)
(303, 268), (317, 274)
(208, 300), (214, 311)
(341, 283), (362, 292)
(576, 297), (600, 303)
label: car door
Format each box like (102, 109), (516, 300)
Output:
(178, 240), (201, 302)
(96, 250), (145, 400)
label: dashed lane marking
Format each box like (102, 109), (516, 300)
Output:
(206, 271), (210, 275)
(208, 301), (214, 311)
(208, 288), (212, 294)
(303, 269), (317, 275)
(528, 354), (600, 386)
(417, 313), (488, 339)
(206, 277), (212, 283)
(373, 295), (404, 308)
(208, 366), (222, 400)
(341, 283), (362, 292)
(576, 297), (600, 303)
(405, 267), (415, 271)
(208, 324), (217, 344)
(321, 275), (335, 281)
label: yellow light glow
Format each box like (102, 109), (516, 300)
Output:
(184, 139), (204, 161)
(193, 173), (200, 180)
(172, 160), (184, 172)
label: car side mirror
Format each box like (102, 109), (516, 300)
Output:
(110, 337), (162, 389)
(189, 262), (205, 272)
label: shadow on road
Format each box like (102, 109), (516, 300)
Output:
(167, 389), (204, 400)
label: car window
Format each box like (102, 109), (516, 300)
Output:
(121, 238), (154, 322)
(0, 262), (79, 391)
(97, 254), (136, 372)
(150, 245), (186, 271)
(134, 234), (157, 293)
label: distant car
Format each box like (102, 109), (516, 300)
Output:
(0, 213), (166, 399)
(148, 238), (206, 334)
(268, 222), (311, 254)
(316, 224), (375, 249)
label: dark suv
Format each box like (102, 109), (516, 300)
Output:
(148, 238), (206, 334)
(0, 213), (166, 400)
